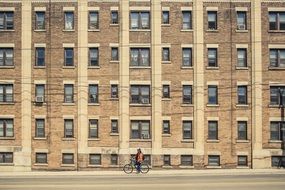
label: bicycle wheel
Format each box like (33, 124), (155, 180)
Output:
(140, 163), (149, 173)
(123, 164), (133, 174)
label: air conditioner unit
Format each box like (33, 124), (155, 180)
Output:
(35, 96), (44, 103)
(141, 98), (149, 104)
(238, 24), (246, 30)
(141, 134), (150, 139)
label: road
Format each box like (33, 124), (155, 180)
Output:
(0, 173), (285, 190)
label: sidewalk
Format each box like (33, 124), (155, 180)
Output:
(1, 169), (285, 177)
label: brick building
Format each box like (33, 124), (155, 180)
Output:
(0, 0), (284, 171)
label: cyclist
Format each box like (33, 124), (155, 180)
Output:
(135, 148), (144, 173)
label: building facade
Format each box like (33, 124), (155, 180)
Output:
(0, 0), (284, 171)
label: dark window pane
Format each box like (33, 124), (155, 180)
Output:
(238, 156), (248, 166)
(208, 85), (218, 104)
(238, 86), (247, 104)
(208, 121), (218, 140)
(111, 11), (118, 24)
(36, 12), (45, 30)
(182, 11), (192, 29)
(89, 12), (99, 29)
(163, 120), (170, 134)
(181, 155), (193, 166)
(183, 121), (192, 139)
(182, 48), (192, 66)
(238, 121), (247, 140)
(89, 154), (101, 165)
(111, 120), (118, 133)
(89, 84), (99, 103)
(162, 85), (170, 98)
(89, 48), (99, 66)
(89, 119), (98, 138)
(183, 85), (192, 104)
(164, 155), (171, 166)
(36, 153), (47, 164)
(208, 48), (217, 67)
(62, 153), (74, 164)
(64, 84), (74, 103)
(162, 11), (169, 24)
(208, 11), (217, 30)
(64, 48), (74, 66)
(208, 155), (220, 166)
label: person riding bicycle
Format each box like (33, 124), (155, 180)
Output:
(135, 148), (144, 173)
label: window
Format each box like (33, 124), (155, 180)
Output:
(0, 84), (13, 102)
(62, 153), (74, 164)
(162, 85), (170, 98)
(111, 47), (119, 61)
(162, 11), (169, 24)
(164, 155), (171, 166)
(0, 12), (14, 30)
(64, 119), (74, 138)
(89, 11), (99, 29)
(64, 48), (74, 66)
(269, 12), (285, 30)
(64, 12), (74, 30)
(208, 121), (218, 140)
(111, 11), (118, 24)
(130, 85), (150, 104)
(0, 152), (13, 163)
(237, 86), (247, 105)
(36, 153), (47, 164)
(35, 12), (45, 30)
(181, 155), (193, 166)
(237, 11), (247, 30)
(35, 47), (45, 66)
(208, 155), (220, 166)
(182, 48), (192, 67)
(89, 48), (99, 66)
(270, 49), (285, 68)
(130, 48), (150, 66)
(208, 85), (218, 105)
(131, 120), (150, 139)
(0, 119), (13, 137)
(130, 12), (150, 29)
(89, 154), (101, 165)
(35, 119), (45, 138)
(183, 85), (192, 104)
(237, 156), (248, 166)
(35, 84), (45, 102)
(237, 121), (247, 140)
(182, 11), (192, 29)
(143, 155), (151, 165)
(0, 48), (13, 66)
(270, 121), (285, 141)
(208, 48), (218, 67)
(272, 156), (285, 167)
(89, 119), (98, 138)
(89, 84), (98, 103)
(237, 49), (247, 67)
(111, 120), (118, 133)
(111, 84), (118, 99)
(270, 86), (285, 106)
(111, 154), (118, 165)
(208, 11), (217, 30)
(162, 48), (170, 62)
(162, 120), (170, 134)
(183, 121), (192, 139)
(64, 84), (74, 103)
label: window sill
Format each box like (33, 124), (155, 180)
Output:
(88, 29), (100, 32)
(207, 139), (220, 143)
(179, 165), (194, 169)
(129, 139), (152, 142)
(236, 104), (249, 108)
(162, 98), (171, 101)
(110, 24), (119, 27)
(88, 66), (100, 69)
(206, 29), (218, 32)
(62, 138), (75, 141)
(0, 102), (15, 105)
(236, 166), (249, 169)
(268, 67), (285, 70)
(110, 98), (119, 101)
(206, 166), (221, 169)
(0, 163), (14, 166)
(181, 139), (194, 143)
(62, 103), (75, 106)
(110, 61), (119, 64)
(206, 66), (219, 70)
(161, 24), (171, 27)
(62, 29), (75, 32)
(181, 104), (194, 107)
(162, 134), (171, 137)
(110, 133), (119, 136)
(62, 66), (76, 69)
(235, 30), (249, 33)
(236, 140), (249, 143)
(162, 165), (173, 169)
(61, 164), (75, 167)
(34, 163), (48, 166)
(34, 66), (46, 69)
(268, 30), (285, 33)
(129, 29), (151, 32)
(34, 29), (46, 32)
(181, 66), (193, 69)
(0, 66), (15, 69)
(162, 61), (171, 64)
(236, 66), (249, 70)
(88, 138), (100, 141)
(0, 30), (15, 32)
(207, 104), (219, 107)
(33, 137), (47, 140)
(0, 137), (15, 140)
(269, 140), (282, 143)
(129, 66), (151, 69)
(268, 105), (281, 108)
(88, 103), (100, 106)
(180, 29), (193, 32)
(130, 103), (151, 107)
(88, 164), (102, 167)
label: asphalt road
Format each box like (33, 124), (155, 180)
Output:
(0, 173), (285, 190)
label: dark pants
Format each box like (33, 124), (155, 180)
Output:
(135, 161), (141, 172)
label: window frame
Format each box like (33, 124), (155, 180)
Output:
(64, 48), (74, 66)
(88, 84), (99, 103)
(269, 12), (285, 31)
(35, 11), (45, 30)
(181, 155), (193, 166)
(111, 119), (118, 133)
(182, 48), (192, 67)
(162, 84), (170, 99)
(208, 85), (218, 105)
(111, 154), (118, 165)
(130, 48), (150, 67)
(208, 121), (218, 140)
(64, 84), (74, 103)
(89, 119), (99, 138)
(0, 48), (14, 66)
(182, 11), (192, 29)
(35, 84), (45, 102)
(237, 155), (248, 167)
(35, 47), (45, 66)
(0, 119), (14, 137)
(111, 47), (119, 61)
(35, 118), (45, 138)
(162, 47), (170, 62)
(130, 120), (151, 139)
(162, 120), (170, 134)
(130, 85), (151, 104)
(163, 155), (171, 166)
(270, 86), (285, 106)
(208, 155), (220, 166)
(64, 11), (74, 30)
(237, 48), (247, 67)
(236, 11), (247, 30)
(182, 85), (192, 104)
(35, 153), (47, 164)
(111, 11), (119, 25)
(130, 11), (150, 30)
(269, 49), (285, 68)
(89, 154), (101, 165)
(62, 153), (74, 164)
(0, 84), (13, 103)
(208, 11), (217, 30)
(237, 121), (247, 140)
(89, 11), (99, 29)
(0, 152), (13, 163)
(89, 48), (99, 66)
(270, 121), (285, 141)
(182, 120), (193, 140)
(64, 119), (74, 138)
(162, 11), (169, 25)
(0, 12), (14, 30)
(237, 85), (248, 105)
(208, 48), (218, 67)
(111, 84), (118, 99)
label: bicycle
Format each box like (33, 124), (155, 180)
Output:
(123, 157), (150, 174)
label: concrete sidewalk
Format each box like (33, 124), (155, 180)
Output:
(1, 169), (285, 177)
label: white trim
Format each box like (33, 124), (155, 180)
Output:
(62, 43), (75, 48)
(162, 44), (171, 48)
(181, 81), (193, 85)
(130, 7), (150, 11)
(235, 7), (248, 12)
(181, 44), (193, 48)
(237, 81), (249, 86)
(88, 7), (100, 11)
(110, 7), (119, 11)
(207, 81), (219, 85)
(0, 115), (15, 119)
(268, 44), (285, 49)
(207, 151), (221, 155)
(34, 43), (46, 48)
(109, 43), (119, 47)
(206, 7), (218, 11)
(88, 80), (100, 84)
(236, 117), (249, 121)
(0, 80), (15, 83)
(162, 81), (171, 85)
(61, 149), (75, 154)
(237, 152), (249, 156)
(130, 81), (151, 85)
(34, 80), (46, 84)
(110, 80), (119, 85)
(0, 7), (15, 11)
(269, 117), (285, 122)
(62, 115), (74, 119)
(88, 43), (100, 48)
(268, 8), (285, 12)
(34, 115), (46, 119)
(34, 7), (46, 12)
(130, 116), (151, 120)
(206, 44), (219, 48)
(207, 117), (219, 121)
(162, 116), (171, 120)
(0, 43), (15, 48)
(182, 117), (193, 121)
(35, 149), (48, 153)
(181, 7), (193, 11)
(162, 7), (170, 11)
(236, 44), (248, 49)
(63, 80), (75, 84)
(130, 43), (151, 48)
(63, 7), (75, 11)
(88, 116), (99, 120)
(269, 82), (285, 86)
(110, 116), (119, 120)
